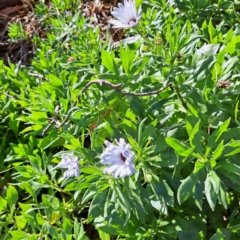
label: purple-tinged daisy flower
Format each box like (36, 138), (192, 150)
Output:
(109, 0), (141, 29)
(101, 138), (136, 178)
(56, 153), (80, 178)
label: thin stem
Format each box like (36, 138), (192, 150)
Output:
(42, 79), (172, 134)
(135, 29), (154, 47)
(170, 84), (188, 110)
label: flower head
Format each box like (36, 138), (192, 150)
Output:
(101, 138), (136, 178)
(56, 153), (80, 178)
(109, 0), (141, 29)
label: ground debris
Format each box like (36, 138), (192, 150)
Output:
(81, 0), (124, 42)
(0, 0), (43, 64)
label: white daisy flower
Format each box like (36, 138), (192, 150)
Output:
(101, 138), (136, 178)
(109, 0), (142, 29)
(56, 153), (80, 178)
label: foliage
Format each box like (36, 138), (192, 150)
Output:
(1, 0), (240, 239)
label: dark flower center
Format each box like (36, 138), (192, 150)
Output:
(128, 18), (137, 25)
(120, 153), (126, 162)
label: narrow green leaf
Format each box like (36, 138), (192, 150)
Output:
(178, 229), (201, 240)
(235, 100), (240, 125)
(188, 120), (203, 156)
(177, 173), (197, 205)
(119, 45), (134, 75)
(194, 180), (204, 211)
(101, 50), (116, 73)
(98, 229), (111, 240)
(218, 182), (227, 209)
(225, 148), (240, 156)
(210, 229), (224, 240)
(209, 170), (220, 194)
(216, 161), (240, 176)
(88, 190), (109, 220)
(207, 118), (231, 149)
(0, 197), (7, 212)
(62, 218), (72, 235)
(193, 160), (205, 174)
(205, 172), (218, 211)
(138, 118), (148, 148)
(165, 138), (193, 157)
(212, 140), (224, 160)
(47, 74), (63, 87)
(6, 185), (18, 210)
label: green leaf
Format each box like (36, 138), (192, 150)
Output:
(74, 218), (89, 240)
(235, 100), (240, 125)
(98, 229), (111, 240)
(205, 171), (220, 211)
(194, 179), (204, 211)
(165, 138), (193, 157)
(0, 196), (7, 211)
(186, 118), (203, 156)
(62, 218), (72, 235)
(139, 119), (157, 148)
(177, 173), (197, 205)
(75, 175), (100, 190)
(42, 222), (59, 238)
(225, 36), (240, 54)
(6, 185), (18, 210)
(224, 146), (240, 156)
(222, 56), (238, 74)
(193, 160), (205, 174)
(47, 74), (63, 87)
(138, 117), (148, 148)
(10, 230), (28, 239)
(119, 45), (134, 75)
(14, 215), (28, 230)
(212, 140), (224, 160)
(116, 186), (131, 221)
(216, 161), (240, 176)
(150, 174), (174, 215)
(101, 50), (117, 73)
(210, 229), (225, 240)
(209, 170), (221, 193)
(197, 44), (220, 56)
(88, 189), (109, 220)
(218, 182), (227, 209)
(151, 175), (174, 208)
(207, 118), (231, 151)
(178, 230), (201, 240)
(81, 189), (98, 204)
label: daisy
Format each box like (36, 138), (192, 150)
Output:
(101, 138), (136, 178)
(56, 153), (80, 178)
(109, 0), (142, 29)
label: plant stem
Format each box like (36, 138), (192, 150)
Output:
(170, 84), (188, 110)
(135, 28), (154, 47)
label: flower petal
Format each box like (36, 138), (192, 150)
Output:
(105, 164), (123, 174)
(104, 140), (112, 147)
(108, 20), (131, 28)
(56, 153), (80, 178)
(101, 138), (136, 178)
(113, 165), (125, 178)
(109, 0), (141, 29)
(57, 160), (69, 169)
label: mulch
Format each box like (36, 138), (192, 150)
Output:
(0, 0), (125, 64)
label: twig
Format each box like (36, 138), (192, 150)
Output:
(56, 80), (172, 130)
(28, 72), (49, 81)
(42, 105), (60, 136)
(170, 84), (188, 110)
(0, 91), (16, 102)
(42, 80), (172, 135)
(42, 118), (56, 136)
(57, 80), (123, 129)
